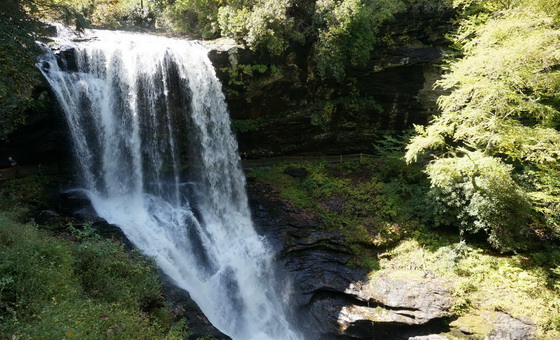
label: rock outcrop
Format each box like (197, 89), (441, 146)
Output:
(208, 10), (453, 157)
(451, 311), (536, 340)
(248, 182), (455, 339)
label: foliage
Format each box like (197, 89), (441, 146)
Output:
(165, 0), (440, 80)
(426, 151), (531, 250)
(0, 175), (59, 217)
(251, 157), (425, 269)
(406, 0), (560, 249)
(0, 0), (86, 140)
(310, 80), (382, 130)
(0, 213), (185, 339)
(231, 118), (264, 133)
(220, 63), (279, 96)
(313, 0), (406, 80)
(74, 239), (162, 309)
(164, 0), (223, 38)
(57, 0), (164, 30)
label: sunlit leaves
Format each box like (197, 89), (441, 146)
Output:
(406, 0), (560, 248)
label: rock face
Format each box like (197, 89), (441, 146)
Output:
(248, 182), (455, 339)
(451, 311), (536, 340)
(339, 274), (453, 324)
(483, 312), (536, 340)
(207, 10), (453, 157)
(0, 83), (71, 169)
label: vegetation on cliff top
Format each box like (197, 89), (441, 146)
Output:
(1, 0), (452, 138)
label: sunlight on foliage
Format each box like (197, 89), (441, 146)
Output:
(406, 0), (560, 248)
(0, 213), (185, 339)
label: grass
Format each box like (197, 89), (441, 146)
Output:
(378, 238), (560, 339)
(251, 159), (418, 269)
(0, 174), (60, 218)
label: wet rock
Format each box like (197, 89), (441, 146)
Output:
(58, 190), (92, 213)
(248, 182), (456, 339)
(205, 10), (452, 158)
(56, 45), (78, 72)
(160, 274), (232, 340)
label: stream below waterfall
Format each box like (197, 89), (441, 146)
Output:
(38, 29), (301, 340)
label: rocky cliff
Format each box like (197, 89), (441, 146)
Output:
(207, 10), (453, 157)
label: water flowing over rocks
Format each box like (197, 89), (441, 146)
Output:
(38, 30), (302, 340)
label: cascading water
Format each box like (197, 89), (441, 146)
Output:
(38, 30), (300, 340)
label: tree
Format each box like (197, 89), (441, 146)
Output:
(167, 0), (420, 80)
(406, 0), (560, 249)
(0, 0), (85, 139)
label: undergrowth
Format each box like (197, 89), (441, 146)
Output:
(0, 175), (188, 339)
(0, 212), (186, 339)
(378, 238), (560, 339)
(0, 174), (59, 218)
(250, 153), (427, 269)
(250, 140), (560, 339)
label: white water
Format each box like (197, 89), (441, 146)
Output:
(39, 30), (300, 340)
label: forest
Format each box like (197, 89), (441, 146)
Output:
(1, 0), (560, 339)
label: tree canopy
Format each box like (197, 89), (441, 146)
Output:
(406, 0), (560, 250)
(159, 0), (416, 80)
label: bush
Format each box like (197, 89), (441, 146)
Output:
(0, 175), (59, 216)
(251, 158), (419, 269)
(426, 151), (531, 251)
(0, 213), (183, 339)
(74, 239), (162, 309)
(0, 215), (80, 320)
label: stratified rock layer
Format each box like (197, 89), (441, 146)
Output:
(248, 182), (455, 339)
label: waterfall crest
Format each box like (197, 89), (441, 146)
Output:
(39, 30), (300, 340)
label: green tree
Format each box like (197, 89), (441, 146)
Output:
(166, 0), (431, 80)
(406, 0), (560, 249)
(0, 0), (85, 140)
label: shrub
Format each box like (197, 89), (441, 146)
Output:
(426, 151), (531, 251)
(74, 239), (162, 309)
(0, 213), (183, 339)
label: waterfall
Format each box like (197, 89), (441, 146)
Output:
(38, 30), (300, 340)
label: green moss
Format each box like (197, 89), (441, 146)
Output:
(252, 158), (560, 338)
(0, 174), (59, 217)
(378, 239), (560, 338)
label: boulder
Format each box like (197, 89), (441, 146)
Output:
(451, 311), (536, 340)
(483, 312), (536, 340)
